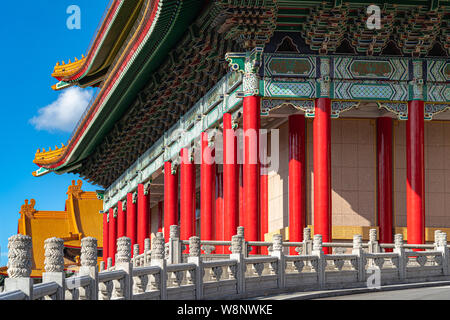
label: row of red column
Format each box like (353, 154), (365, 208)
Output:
(103, 97), (426, 264)
(102, 189), (160, 268)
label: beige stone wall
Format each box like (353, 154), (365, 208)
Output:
(268, 121), (289, 232)
(150, 205), (159, 239)
(306, 118), (377, 228)
(267, 118), (377, 236)
(394, 120), (450, 228)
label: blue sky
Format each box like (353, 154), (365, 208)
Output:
(0, 0), (109, 265)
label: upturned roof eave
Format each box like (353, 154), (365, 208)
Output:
(36, 0), (205, 176)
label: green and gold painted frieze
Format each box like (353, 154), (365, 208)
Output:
(260, 54), (449, 104)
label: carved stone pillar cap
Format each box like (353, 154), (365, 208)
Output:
(116, 237), (132, 264)
(144, 238), (151, 251)
(394, 234), (404, 248)
(272, 234), (283, 252)
(237, 226), (245, 238)
(438, 232), (447, 247)
(313, 234), (323, 251)
(435, 230), (442, 244)
(133, 244), (140, 257)
(81, 237), (98, 267)
(107, 257), (113, 269)
(303, 227), (311, 241)
(231, 235), (242, 254)
(44, 237), (64, 273)
(353, 234), (363, 249)
(151, 233), (165, 260)
(7, 234), (32, 278)
(189, 236), (201, 257)
(170, 225), (180, 240)
(369, 229), (377, 242)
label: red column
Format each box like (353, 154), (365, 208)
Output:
(377, 117), (393, 248)
(243, 95), (260, 253)
(260, 173), (268, 255)
(109, 208), (117, 265)
(239, 164), (244, 227)
(289, 114), (306, 255)
(157, 201), (163, 233)
(180, 148), (196, 248)
(164, 161), (178, 242)
(223, 113), (238, 253)
(117, 201), (126, 238)
(407, 100), (425, 245)
(201, 132), (214, 242)
(313, 98), (332, 253)
(215, 170), (224, 253)
(126, 192), (137, 250)
(137, 183), (149, 254)
(103, 211), (109, 268)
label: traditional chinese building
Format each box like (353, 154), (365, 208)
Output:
(33, 0), (450, 265)
(0, 181), (103, 277)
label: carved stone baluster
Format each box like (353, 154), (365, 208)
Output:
(98, 281), (112, 300)
(211, 266), (223, 281)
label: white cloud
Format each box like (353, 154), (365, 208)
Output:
(30, 87), (94, 132)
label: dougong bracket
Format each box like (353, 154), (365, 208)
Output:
(225, 47), (263, 97)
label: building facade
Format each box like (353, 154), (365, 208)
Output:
(33, 1), (450, 266)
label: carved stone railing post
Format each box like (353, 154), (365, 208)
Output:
(302, 227), (313, 255)
(42, 237), (65, 300)
(312, 234), (325, 287)
(133, 244), (140, 267)
(434, 230), (442, 250)
(270, 234), (285, 289)
(237, 226), (247, 257)
(151, 233), (167, 300)
(107, 257), (113, 270)
(115, 237), (132, 300)
(144, 238), (151, 266)
(230, 235), (245, 296)
(436, 232), (449, 275)
(168, 225), (181, 265)
(79, 237), (98, 300)
(5, 234), (33, 299)
(187, 236), (203, 299)
(368, 229), (380, 253)
(393, 234), (406, 280)
(99, 261), (105, 272)
(351, 235), (365, 282)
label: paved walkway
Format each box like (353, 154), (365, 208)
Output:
(316, 285), (450, 300)
(252, 281), (450, 300)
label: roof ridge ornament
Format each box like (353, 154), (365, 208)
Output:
(67, 180), (83, 198)
(20, 199), (37, 219)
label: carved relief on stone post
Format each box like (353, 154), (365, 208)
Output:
(7, 234), (32, 278)
(44, 238), (64, 273)
(81, 237), (98, 268)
